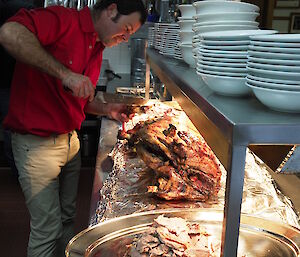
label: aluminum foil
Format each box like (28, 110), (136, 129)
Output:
(90, 102), (300, 229)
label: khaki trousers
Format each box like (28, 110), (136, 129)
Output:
(12, 131), (81, 257)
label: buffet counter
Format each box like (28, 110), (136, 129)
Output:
(85, 52), (300, 257)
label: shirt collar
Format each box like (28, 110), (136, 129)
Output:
(79, 6), (95, 33)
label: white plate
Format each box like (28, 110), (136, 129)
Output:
(193, 24), (258, 34)
(199, 44), (248, 51)
(197, 67), (247, 77)
(246, 77), (300, 91)
(194, 20), (259, 27)
(249, 33), (300, 43)
(200, 30), (277, 41)
(246, 83), (300, 113)
(197, 63), (247, 73)
(157, 23), (180, 27)
(178, 17), (195, 21)
(247, 56), (300, 66)
(247, 74), (300, 86)
(193, 1), (260, 15)
(198, 47), (247, 55)
(248, 50), (300, 60)
(177, 20), (195, 31)
(246, 66), (300, 80)
(249, 45), (300, 54)
(198, 50), (248, 59)
(199, 55), (248, 63)
(202, 39), (250, 46)
(247, 61), (300, 72)
(193, 11), (259, 23)
(198, 59), (247, 67)
(250, 40), (300, 48)
(178, 4), (196, 18)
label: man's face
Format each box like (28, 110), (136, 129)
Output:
(97, 5), (142, 47)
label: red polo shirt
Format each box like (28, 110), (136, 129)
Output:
(3, 6), (105, 136)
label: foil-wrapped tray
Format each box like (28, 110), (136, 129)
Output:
(66, 208), (300, 257)
(91, 101), (300, 228)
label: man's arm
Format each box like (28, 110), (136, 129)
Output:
(0, 21), (95, 101)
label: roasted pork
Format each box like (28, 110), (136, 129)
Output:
(119, 115), (222, 201)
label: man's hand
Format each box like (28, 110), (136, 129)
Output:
(105, 103), (133, 122)
(62, 71), (95, 102)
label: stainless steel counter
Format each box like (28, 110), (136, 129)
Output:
(146, 48), (300, 257)
(89, 74), (131, 220)
(88, 55), (300, 256)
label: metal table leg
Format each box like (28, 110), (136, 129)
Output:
(221, 145), (247, 257)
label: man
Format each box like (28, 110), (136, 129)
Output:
(0, 0), (35, 177)
(0, 0), (147, 256)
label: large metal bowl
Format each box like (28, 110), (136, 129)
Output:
(66, 208), (300, 257)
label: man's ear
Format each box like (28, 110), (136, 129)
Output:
(107, 3), (118, 19)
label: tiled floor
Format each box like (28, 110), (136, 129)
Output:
(0, 166), (94, 257)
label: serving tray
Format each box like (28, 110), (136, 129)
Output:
(66, 209), (300, 257)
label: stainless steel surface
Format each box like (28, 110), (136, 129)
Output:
(146, 48), (300, 257)
(89, 75), (131, 220)
(66, 208), (300, 257)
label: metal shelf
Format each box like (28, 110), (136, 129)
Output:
(146, 48), (300, 257)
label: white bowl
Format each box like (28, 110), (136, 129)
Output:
(194, 11), (259, 23)
(198, 59), (247, 68)
(249, 33), (300, 43)
(177, 20), (195, 31)
(203, 39), (250, 46)
(249, 45), (300, 54)
(181, 44), (196, 67)
(193, 1), (259, 15)
(197, 71), (250, 96)
(247, 61), (300, 72)
(197, 63), (247, 73)
(194, 24), (258, 34)
(246, 76), (300, 91)
(247, 74), (300, 86)
(248, 50), (300, 60)
(198, 49), (248, 59)
(246, 66), (300, 81)
(197, 67), (247, 77)
(247, 56), (300, 66)
(178, 17), (195, 21)
(178, 4), (196, 19)
(200, 30), (277, 41)
(246, 83), (300, 113)
(179, 31), (194, 44)
(250, 40), (300, 48)
(200, 44), (249, 51)
(194, 20), (259, 27)
(200, 55), (248, 63)
(198, 47), (247, 56)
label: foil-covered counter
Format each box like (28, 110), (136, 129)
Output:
(90, 102), (300, 229)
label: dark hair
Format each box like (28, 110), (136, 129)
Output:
(93, 0), (147, 24)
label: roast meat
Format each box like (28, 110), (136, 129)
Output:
(118, 115), (222, 201)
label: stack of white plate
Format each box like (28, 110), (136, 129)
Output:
(153, 23), (182, 59)
(246, 34), (300, 113)
(196, 30), (277, 96)
(178, 4), (196, 67)
(192, 1), (260, 36)
(148, 26), (155, 48)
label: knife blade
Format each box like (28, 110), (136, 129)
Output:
(95, 91), (148, 105)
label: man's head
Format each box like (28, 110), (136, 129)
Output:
(92, 0), (147, 47)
